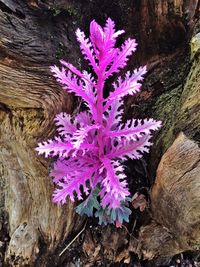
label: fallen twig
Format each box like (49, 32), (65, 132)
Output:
(59, 220), (87, 257)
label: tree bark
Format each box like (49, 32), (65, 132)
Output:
(0, 0), (199, 266)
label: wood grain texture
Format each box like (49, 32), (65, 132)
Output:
(0, 1), (80, 266)
(135, 132), (200, 261)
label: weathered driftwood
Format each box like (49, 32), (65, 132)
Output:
(133, 31), (200, 261)
(0, 1), (80, 266)
(135, 132), (200, 261)
(0, 0), (199, 266)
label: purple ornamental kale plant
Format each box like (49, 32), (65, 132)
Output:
(36, 18), (161, 226)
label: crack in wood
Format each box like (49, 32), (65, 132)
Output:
(0, 1), (25, 20)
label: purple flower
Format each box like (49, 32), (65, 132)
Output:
(36, 18), (161, 225)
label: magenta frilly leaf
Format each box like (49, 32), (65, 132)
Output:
(36, 18), (162, 226)
(100, 159), (129, 209)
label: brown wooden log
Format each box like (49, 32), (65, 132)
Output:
(132, 28), (200, 263)
(134, 132), (200, 262)
(0, 1), (80, 266)
(0, 0), (199, 266)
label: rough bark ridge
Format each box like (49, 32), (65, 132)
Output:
(0, 0), (199, 266)
(0, 1), (79, 266)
